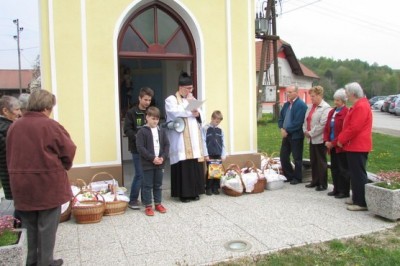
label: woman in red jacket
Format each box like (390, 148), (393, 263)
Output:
(323, 89), (349, 199)
(7, 90), (76, 266)
(337, 82), (372, 211)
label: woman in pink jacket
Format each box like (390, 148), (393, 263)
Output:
(7, 90), (76, 266)
(337, 82), (372, 211)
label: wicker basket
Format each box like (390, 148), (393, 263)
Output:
(242, 161), (265, 194)
(60, 180), (85, 223)
(263, 159), (286, 190)
(221, 164), (244, 197)
(90, 172), (128, 216)
(60, 201), (72, 223)
(103, 197), (128, 216)
(72, 191), (105, 224)
(252, 178), (266, 193)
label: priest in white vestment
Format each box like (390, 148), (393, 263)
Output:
(165, 72), (207, 202)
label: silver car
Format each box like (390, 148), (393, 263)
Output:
(388, 95), (400, 114)
(394, 99), (400, 116)
(372, 99), (384, 110)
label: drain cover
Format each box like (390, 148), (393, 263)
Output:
(224, 240), (252, 252)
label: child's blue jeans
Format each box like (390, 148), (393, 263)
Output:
(142, 168), (163, 206)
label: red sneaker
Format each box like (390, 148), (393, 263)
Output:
(155, 204), (167, 213)
(145, 206), (154, 216)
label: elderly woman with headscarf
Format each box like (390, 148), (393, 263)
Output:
(323, 89), (350, 199)
(303, 85), (332, 191)
(338, 82), (372, 211)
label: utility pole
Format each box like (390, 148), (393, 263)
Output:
(13, 19), (24, 94)
(271, 2), (280, 121)
(255, 0), (280, 121)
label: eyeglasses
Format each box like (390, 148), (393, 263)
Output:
(182, 86), (193, 90)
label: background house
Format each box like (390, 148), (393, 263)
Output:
(256, 39), (319, 108)
(0, 69), (33, 97)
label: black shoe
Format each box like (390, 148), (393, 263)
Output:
(212, 189), (220, 195)
(334, 193), (349, 199)
(180, 197), (190, 203)
(290, 180), (300, 185)
(284, 179), (292, 183)
(49, 259), (63, 266)
(327, 191), (337, 196)
(206, 189), (212, 196)
(305, 184), (316, 188)
(315, 186), (327, 191)
(193, 196), (200, 201)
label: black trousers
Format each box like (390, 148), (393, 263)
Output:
(330, 148), (350, 195)
(309, 143), (328, 188)
(280, 135), (304, 182)
(346, 152), (369, 207)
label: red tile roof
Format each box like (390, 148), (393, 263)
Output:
(0, 69), (33, 89)
(255, 39), (319, 79)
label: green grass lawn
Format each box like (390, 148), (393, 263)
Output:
(257, 113), (400, 173)
(218, 224), (400, 265)
(223, 114), (400, 265)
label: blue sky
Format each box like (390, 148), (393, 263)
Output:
(1, 0), (400, 70)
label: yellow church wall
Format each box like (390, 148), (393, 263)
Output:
(188, 1), (230, 150)
(38, 0), (51, 94)
(230, 0), (257, 152)
(40, 0), (88, 164)
(84, 3), (125, 163)
(39, 0), (257, 171)
(186, 0), (256, 155)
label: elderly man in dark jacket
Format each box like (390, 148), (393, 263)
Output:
(278, 85), (308, 185)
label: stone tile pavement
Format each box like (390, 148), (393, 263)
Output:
(53, 183), (397, 265)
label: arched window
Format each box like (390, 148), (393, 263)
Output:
(119, 2), (195, 59)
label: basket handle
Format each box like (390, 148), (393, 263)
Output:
(262, 161), (281, 175)
(73, 179), (90, 192)
(244, 160), (255, 169)
(225, 164), (241, 175)
(90, 171), (115, 183)
(269, 152), (278, 158)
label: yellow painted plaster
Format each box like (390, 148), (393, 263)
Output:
(40, 0), (257, 167)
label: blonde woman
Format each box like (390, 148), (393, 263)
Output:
(303, 86), (331, 191)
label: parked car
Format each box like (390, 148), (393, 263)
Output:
(388, 95), (400, 114)
(369, 96), (386, 106)
(372, 99), (384, 110)
(394, 100), (400, 116)
(382, 95), (396, 112)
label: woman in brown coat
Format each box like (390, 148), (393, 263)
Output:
(7, 90), (76, 266)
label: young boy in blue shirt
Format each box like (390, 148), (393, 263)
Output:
(203, 110), (226, 195)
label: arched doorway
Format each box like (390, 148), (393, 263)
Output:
(117, 1), (197, 186)
(118, 1), (197, 120)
